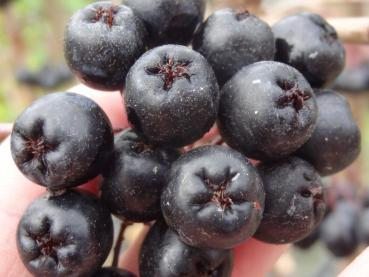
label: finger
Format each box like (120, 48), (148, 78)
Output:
(0, 85), (127, 276)
(232, 239), (289, 277)
(118, 225), (150, 274)
(68, 84), (129, 130)
(118, 223), (288, 276)
(338, 247), (369, 277)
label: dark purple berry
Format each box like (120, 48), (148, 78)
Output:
(93, 267), (137, 277)
(101, 129), (180, 222)
(294, 224), (321, 249)
(193, 8), (275, 86)
(139, 220), (233, 277)
(64, 2), (148, 91)
(320, 201), (359, 257)
(17, 190), (113, 277)
(124, 0), (205, 47)
(297, 90), (361, 176)
(10, 92), (113, 190)
(218, 61), (317, 161)
(273, 12), (345, 88)
(161, 145), (264, 249)
(358, 208), (369, 245)
(254, 157), (326, 244)
(125, 45), (219, 147)
(333, 61), (369, 93)
(16, 64), (73, 89)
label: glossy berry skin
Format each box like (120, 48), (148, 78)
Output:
(139, 220), (233, 277)
(17, 190), (113, 277)
(125, 45), (219, 147)
(93, 267), (137, 277)
(193, 8), (275, 86)
(297, 90), (361, 176)
(254, 157), (326, 244)
(11, 92), (113, 190)
(64, 2), (148, 91)
(320, 201), (359, 257)
(101, 129), (180, 222)
(273, 12), (345, 88)
(161, 145), (264, 249)
(218, 61), (317, 161)
(124, 0), (205, 47)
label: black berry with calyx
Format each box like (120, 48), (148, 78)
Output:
(139, 220), (233, 277)
(297, 90), (361, 176)
(125, 45), (219, 148)
(10, 92), (113, 190)
(124, 0), (205, 47)
(218, 61), (317, 161)
(320, 200), (360, 257)
(193, 8), (275, 86)
(101, 129), (180, 222)
(93, 267), (137, 277)
(254, 157), (326, 244)
(161, 145), (264, 249)
(17, 190), (113, 277)
(64, 2), (148, 91)
(273, 12), (345, 88)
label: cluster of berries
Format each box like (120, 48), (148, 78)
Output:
(10, 1), (361, 276)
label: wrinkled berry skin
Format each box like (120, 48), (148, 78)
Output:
(161, 145), (264, 249)
(297, 90), (361, 176)
(218, 61), (317, 161)
(139, 220), (233, 277)
(101, 129), (180, 222)
(320, 201), (359, 257)
(17, 190), (113, 277)
(193, 8), (275, 86)
(11, 92), (113, 190)
(124, 0), (205, 47)
(273, 12), (345, 88)
(93, 267), (137, 277)
(64, 2), (148, 91)
(254, 157), (326, 244)
(125, 45), (219, 147)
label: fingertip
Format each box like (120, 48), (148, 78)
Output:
(119, 224), (150, 275)
(232, 239), (289, 277)
(69, 84), (129, 129)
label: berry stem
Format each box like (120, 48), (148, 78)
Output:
(112, 221), (132, 268)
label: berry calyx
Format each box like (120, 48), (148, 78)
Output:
(24, 136), (52, 158)
(235, 9), (250, 21)
(205, 176), (234, 212)
(93, 5), (119, 28)
(146, 56), (191, 90)
(278, 81), (311, 111)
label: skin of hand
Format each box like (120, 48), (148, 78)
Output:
(0, 84), (288, 277)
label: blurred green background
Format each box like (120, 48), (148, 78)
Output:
(0, 0), (92, 121)
(1, 0), (369, 276)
